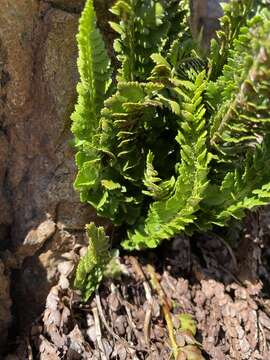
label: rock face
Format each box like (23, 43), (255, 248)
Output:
(0, 0), (224, 352)
(0, 0), (95, 343)
(0, 260), (12, 351)
(190, 0), (226, 48)
(0, 0), (117, 346)
(1, 1), (86, 247)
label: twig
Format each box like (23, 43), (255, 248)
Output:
(210, 232), (238, 270)
(258, 311), (267, 355)
(130, 256), (152, 300)
(110, 282), (136, 334)
(125, 302), (138, 330)
(95, 290), (121, 341)
(92, 306), (107, 360)
(163, 271), (176, 294)
(147, 264), (178, 359)
(143, 301), (153, 346)
(110, 283), (141, 359)
(130, 256), (153, 345)
(95, 290), (136, 353)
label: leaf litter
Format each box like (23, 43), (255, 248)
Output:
(5, 212), (270, 360)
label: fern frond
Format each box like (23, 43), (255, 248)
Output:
(75, 80), (174, 225)
(71, 0), (111, 141)
(209, 11), (270, 167)
(161, 0), (190, 55)
(199, 135), (270, 230)
(72, 1), (270, 256)
(110, 0), (192, 82)
(74, 223), (112, 301)
(143, 151), (175, 200)
(123, 71), (211, 250)
(110, 0), (166, 81)
(208, 0), (258, 80)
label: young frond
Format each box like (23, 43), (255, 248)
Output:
(110, 0), (191, 82)
(74, 223), (112, 301)
(143, 151), (175, 200)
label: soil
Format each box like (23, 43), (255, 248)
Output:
(3, 211), (270, 360)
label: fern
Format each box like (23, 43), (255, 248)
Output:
(72, 0), (270, 258)
(208, 9), (270, 174)
(71, 0), (111, 141)
(74, 223), (112, 301)
(71, 0), (112, 215)
(196, 135), (270, 231)
(208, 0), (259, 79)
(75, 80), (175, 225)
(143, 150), (175, 200)
(110, 0), (190, 81)
(122, 71), (211, 249)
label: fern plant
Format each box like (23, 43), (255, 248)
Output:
(72, 0), (270, 257)
(74, 223), (113, 301)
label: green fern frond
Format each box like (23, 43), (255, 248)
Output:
(199, 135), (270, 230)
(161, 0), (190, 55)
(74, 223), (112, 301)
(75, 80), (173, 225)
(209, 10), (270, 167)
(110, 0), (166, 81)
(209, 0), (258, 80)
(72, 1), (270, 257)
(71, 0), (111, 141)
(122, 71), (211, 250)
(143, 151), (175, 200)
(110, 0), (192, 82)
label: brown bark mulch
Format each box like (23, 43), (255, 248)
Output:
(5, 213), (270, 360)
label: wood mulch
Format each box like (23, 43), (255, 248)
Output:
(4, 212), (270, 360)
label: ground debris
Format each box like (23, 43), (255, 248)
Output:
(5, 231), (270, 359)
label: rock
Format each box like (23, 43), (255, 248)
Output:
(45, 0), (85, 12)
(0, 60), (12, 238)
(190, 0), (227, 48)
(0, 0), (102, 334)
(0, 0), (96, 246)
(0, 133), (8, 188)
(0, 260), (12, 352)
(16, 219), (56, 261)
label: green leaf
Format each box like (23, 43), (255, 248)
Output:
(178, 313), (197, 336)
(74, 223), (112, 301)
(71, 0), (111, 141)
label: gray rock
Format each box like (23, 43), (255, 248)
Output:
(190, 0), (227, 48)
(0, 0), (96, 336)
